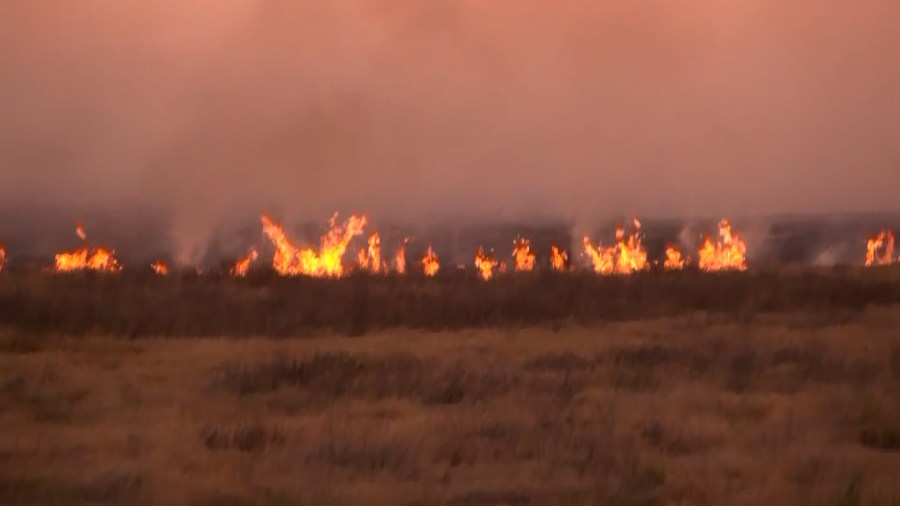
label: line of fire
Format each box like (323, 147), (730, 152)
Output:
(0, 214), (895, 279)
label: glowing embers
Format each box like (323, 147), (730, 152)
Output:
(55, 223), (122, 273)
(583, 219), (648, 275)
(474, 247), (497, 281)
(260, 212), (366, 277)
(865, 229), (895, 267)
(151, 260), (169, 275)
(698, 220), (747, 272)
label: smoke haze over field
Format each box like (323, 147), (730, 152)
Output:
(2, 1), (900, 260)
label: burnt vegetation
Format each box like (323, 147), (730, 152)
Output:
(2, 266), (900, 337)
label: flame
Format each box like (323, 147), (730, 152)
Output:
(422, 245), (439, 276)
(583, 219), (648, 275)
(394, 239), (408, 274)
(151, 260), (169, 275)
(54, 223), (122, 273)
(664, 245), (686, 270)
(865, 229), (895, 266)
(260, 212), (367, 277)
(474, 247), (497, 281)
(357, 232), (386, 273)
(231, 248), (258, 277)
(550, 244), (568, 271)
(512, 237), (536, 272)
(698, 219), (747, 271)
(0, 244), (5, 272)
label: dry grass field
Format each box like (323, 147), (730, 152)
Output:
(1, 307), (899, 505)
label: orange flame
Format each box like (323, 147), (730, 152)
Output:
(357, 232), (386, 273)
(230, 248), (258, 277)
(698, 219), (747, 271)
(0, 244), (6, 272)
(474, 247), (497, 281)
(55, 223), (122, 273)
(151, 260), (169, 275)
(394, 239), (408, 274)
(583, 219), (648, 275)
(261, 212), (367, 277)
(422, 245), (439, 276)
(865, 229), (895, 266)
(512, 237), (536, 272)
(664, 245), (686, 270)
(75, 222), (87, 241)
(550, 244), (568, 271)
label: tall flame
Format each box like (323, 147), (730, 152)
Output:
(394, 239), (408, 274)
(698, 219), (747, 271)
(550, 244), (568, 271)
(357, 232), (386, 273)
(512, 237), (536, 272)
(55, 223), (122, 273)
(151, 260), (169, 275)
(474, 247), (497, 281)
(865, 229), (895, 266)
(231, 248), (258, 277)
(422, 245), (439, 276)
(664, 245), (686, 270)
(583, 219), (648, 275)
(261, 212), (367, 277)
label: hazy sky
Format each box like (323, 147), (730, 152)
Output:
(2, 0), (899, 255)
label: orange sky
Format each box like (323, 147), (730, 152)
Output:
(2, 1), (899, 252)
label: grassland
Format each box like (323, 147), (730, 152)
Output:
(0, 270), (899, 504)
(3, 267), (900, 337)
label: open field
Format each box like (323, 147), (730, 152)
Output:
(1, 311), (900, 505)
(3, 267), (900, 337)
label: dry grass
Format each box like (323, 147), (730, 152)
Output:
(1, 310), (899, 505)
(3, 266), (900, 337)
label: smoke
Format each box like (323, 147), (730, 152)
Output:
(2, 1), (900, 262)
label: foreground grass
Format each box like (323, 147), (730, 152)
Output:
(1, 311), (899, 505)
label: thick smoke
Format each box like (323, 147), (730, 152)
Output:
(2, 1), (899, 263)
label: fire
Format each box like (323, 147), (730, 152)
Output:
(865, 229), (895, 266)
(260, 212), (367, 277)
(664, 245), (686, 270)
(0, 244), (6, 272)
(512, 237), (536, 272)
(698, 219), (747, 271)
(75, 223), (87, 241)
(151, 260), (169, 275)
(422, 245), (439, 276)
(394, 239), (408, 274)
(550, 244), (568, 271)
(357, 232), (386, 273)
(54, 224), (122, 273)
(583, 219), (648, 275)
(474, 247), (497, 281)
(230, 248), (258, 277)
